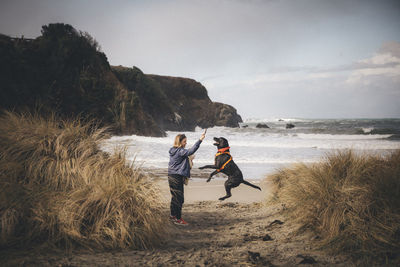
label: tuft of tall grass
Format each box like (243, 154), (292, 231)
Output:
(0, 111), (167, 250)
(268, 150), (400, 261)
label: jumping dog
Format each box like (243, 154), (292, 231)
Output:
(199, 137), (261, 200)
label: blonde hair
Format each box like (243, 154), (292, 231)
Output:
(173, 134), (187, 148)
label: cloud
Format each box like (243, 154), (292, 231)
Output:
(235, 41), (400, 86)
(359, 53), (400, 65)
(380, 41), (400, 57)
(242, 71), (339, 85)
(204, 41), (400, 118)
(347, 41), (400, 84)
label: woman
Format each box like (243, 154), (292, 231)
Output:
(168, 131), (206, 225)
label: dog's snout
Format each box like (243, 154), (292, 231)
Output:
(213, 137), (220, 146)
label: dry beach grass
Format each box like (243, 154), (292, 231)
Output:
(268, 149), (400, 262)
(0, 111), (167, 250)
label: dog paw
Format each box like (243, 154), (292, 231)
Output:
(219, 194), (231, 201)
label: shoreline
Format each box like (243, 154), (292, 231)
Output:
(150, 165), (270, 203)
(157, 179), (268, 204)
(144, 165), (275, 182)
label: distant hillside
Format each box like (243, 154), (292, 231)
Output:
(0, 23), (242, 136)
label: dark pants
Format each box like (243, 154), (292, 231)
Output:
(168, 174), (184, 219)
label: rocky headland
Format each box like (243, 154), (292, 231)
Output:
(0, 23), (242, 136)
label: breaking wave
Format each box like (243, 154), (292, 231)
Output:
(101, 118), (400, 179)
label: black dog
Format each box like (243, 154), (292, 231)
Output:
(199, 137), (261, 200)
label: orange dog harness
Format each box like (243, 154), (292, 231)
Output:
(215, 147), (232, 172)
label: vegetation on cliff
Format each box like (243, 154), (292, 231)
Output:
(0, 23), (242, 136)
(267, 150), (400, 263)
(0, 111), (167, 250)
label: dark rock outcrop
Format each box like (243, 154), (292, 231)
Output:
(286, 123), (295, 129)
(0, 23), (242, 136)
(256, 123), (270, 128)
(212, 102), (242, 128)
(297, 255), (317, 264)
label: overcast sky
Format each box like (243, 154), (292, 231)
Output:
(1, 0), (400, 119)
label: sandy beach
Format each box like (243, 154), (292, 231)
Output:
(2, 177), (353, 267)
(158, 178), (266, 204)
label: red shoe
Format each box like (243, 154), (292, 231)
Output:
(174, 218), (189, 226)
(169, 215), (177, 222)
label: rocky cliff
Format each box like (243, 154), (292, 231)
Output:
(113, 66), (242, 132)
(0, 23), (242, 136)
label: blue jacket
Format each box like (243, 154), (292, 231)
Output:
(168, 139), (202, 178)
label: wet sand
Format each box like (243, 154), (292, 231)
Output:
(158, 178), (266, 204)
(1, 176), (353, 266)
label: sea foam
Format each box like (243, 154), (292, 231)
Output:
(101, 119), (400, 179)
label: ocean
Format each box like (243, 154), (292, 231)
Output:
(101, 118), (400, 180)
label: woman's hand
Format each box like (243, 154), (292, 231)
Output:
(200, 129), (207, 141)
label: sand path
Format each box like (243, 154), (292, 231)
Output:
(1, 179), (351, 266)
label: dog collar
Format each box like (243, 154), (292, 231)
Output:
(217, 147), (230, 153)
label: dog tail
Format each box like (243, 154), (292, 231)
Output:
(242, 180), (261, 191)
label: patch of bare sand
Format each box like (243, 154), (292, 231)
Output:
(1, 179), (352, 266)
(159, 179), (266, 204)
